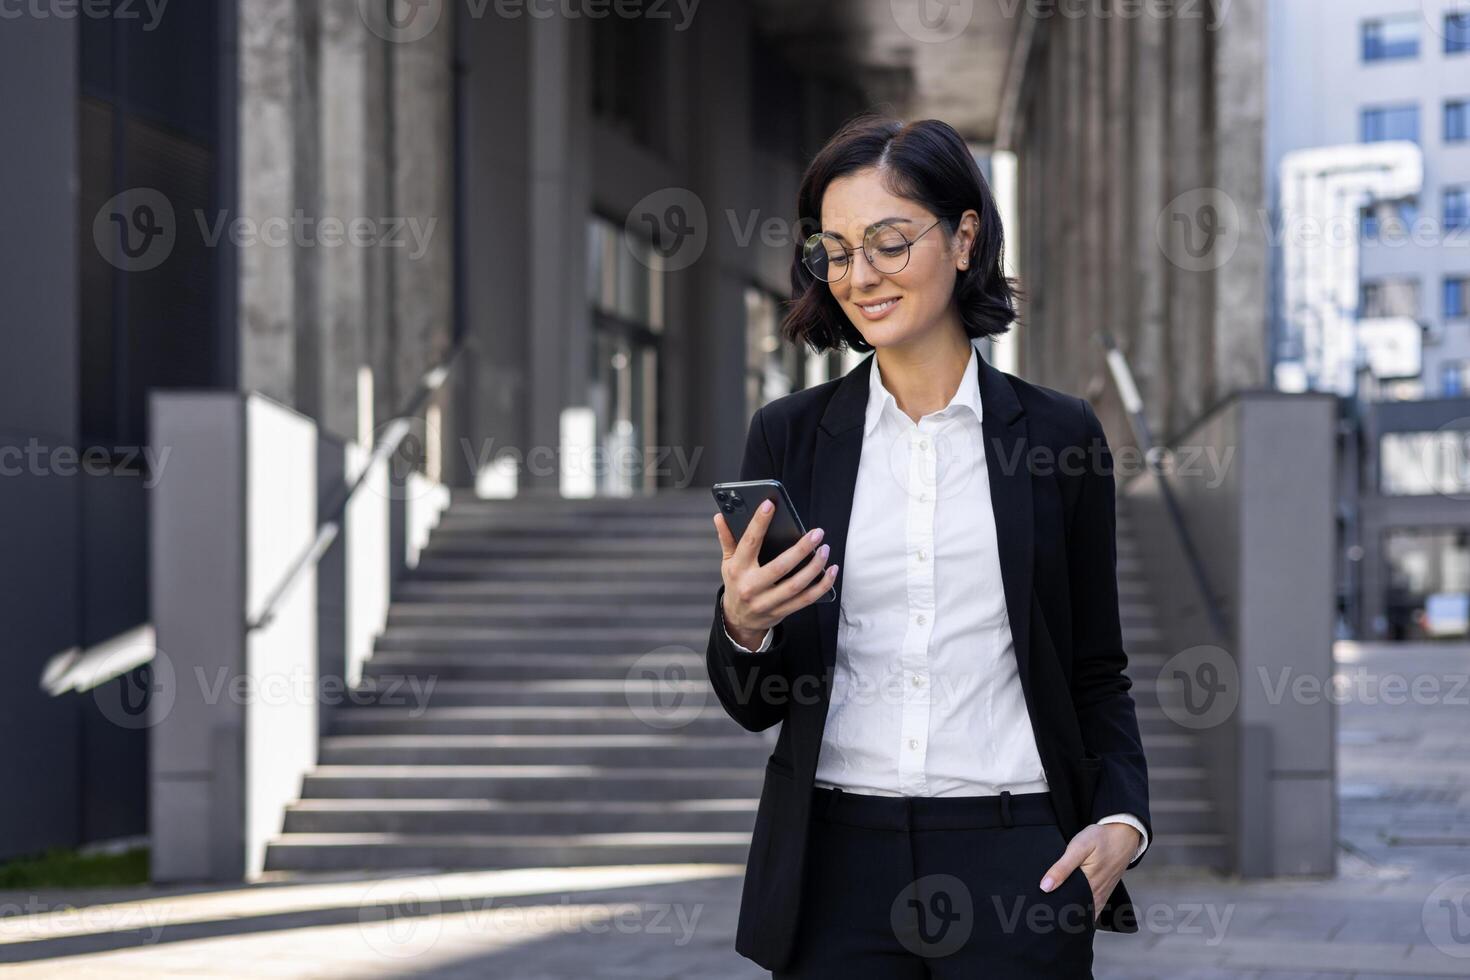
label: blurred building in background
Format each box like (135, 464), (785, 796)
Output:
(1265, 0), (1470, 641)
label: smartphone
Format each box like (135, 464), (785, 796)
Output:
(711, 479), (837, 603)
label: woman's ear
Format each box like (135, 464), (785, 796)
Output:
(954, 210), (981, 270)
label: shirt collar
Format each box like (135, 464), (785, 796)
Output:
(864, 337), (985, 438)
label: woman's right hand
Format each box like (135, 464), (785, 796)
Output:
(712, 498), (839, 647)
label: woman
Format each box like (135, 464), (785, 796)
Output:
(706, 115), (1151, 978)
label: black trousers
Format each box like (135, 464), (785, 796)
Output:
(774, 787), (1095, 979)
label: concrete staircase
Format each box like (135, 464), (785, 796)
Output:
(1112, 498), (1229, 870)
(263, 489), (1225, 873)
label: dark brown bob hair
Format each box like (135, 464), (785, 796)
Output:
(782, 114), (1018, 354)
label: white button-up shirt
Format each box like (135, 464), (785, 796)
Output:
(726, 338), (1147, 859)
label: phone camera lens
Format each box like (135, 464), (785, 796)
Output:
(721, 503), (736, 515)
(715, 490), (728, 501)
(730, 493), (744, 506)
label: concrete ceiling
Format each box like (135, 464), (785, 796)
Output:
(747, 0), (1024, 144)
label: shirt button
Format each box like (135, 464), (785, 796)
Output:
(918, 492), (928, 502)
(916, 549), (927, 562)
(916, 613), (927, 625)
(908, 738), (919, 750)
(918, 439), (929, 451)
(911, 675), (922, 687)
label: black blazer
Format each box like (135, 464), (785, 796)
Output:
(706, 349), (1151, 972)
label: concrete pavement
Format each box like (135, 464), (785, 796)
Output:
(1, 641), (1465, 977)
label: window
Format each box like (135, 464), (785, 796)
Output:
(1360, 277), (1421, 319)
(1447, 100), (1470, 143)
(1381, 433), (1470, 496)
(1361, 104), (1420, 143)
(1447, 276), (1468, 320)
(1362, 16), (1420, 61)
(1443, 360), (1470, 397)
(1382, 528), (1470, 640)
(587, 215), (665, 332)
(1448, 12), (1470, 54)
(1361, 198), (1418, 241)
(1446, 187), (1469, 231)
(585, 215), (665, 495)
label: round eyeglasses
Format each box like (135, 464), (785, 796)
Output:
(801, 218), (945, 283)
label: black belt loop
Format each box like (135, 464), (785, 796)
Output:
(999, 790), (1013, 828)
(825, 786), (844, 818)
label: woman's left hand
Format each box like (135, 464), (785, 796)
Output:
(1038, 823), (1141, 921)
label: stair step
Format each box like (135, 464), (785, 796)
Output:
(363, 654), (709, 682)
(331, 705), (736, 736)
(424, 538), (717, 557)
(384, 603), (711, 627)
(281, 798), (758, 835)
(1138, 834), (1231, 870)
(374, 625), (709, 654)
(262, 832), (752, 872)
(433, 516), (717, 536)
(397, 579), (717, 601)
(299, 765), (763, 800)
(411, 557), (721, 582)
(318, 734), (766, 767)
(347, 678), (712, 707)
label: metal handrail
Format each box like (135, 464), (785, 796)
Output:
(247, 344), (462, 632)
(1098, 330), (1230, 641)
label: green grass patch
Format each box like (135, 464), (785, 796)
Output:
(0, 846), (149, 889)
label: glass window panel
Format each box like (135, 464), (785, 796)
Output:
(1362, 16), (1420, 60)
(1380, 430), (1470, 495)
(1361, 105), (1420, 143)
(1446, 100), (1469, 142)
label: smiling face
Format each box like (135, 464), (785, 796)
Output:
(817, 166), (978, 350)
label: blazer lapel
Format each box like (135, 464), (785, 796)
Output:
(810, 356), (870, 676)
(808, 348), (1035, 692)
(977, 353), (1035, 697)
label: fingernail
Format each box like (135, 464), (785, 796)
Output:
(1040, 876), (1055, 892)
(808, 527), (824, 542)
(760, 500), (773, 513)
(819, 544), (830, 558)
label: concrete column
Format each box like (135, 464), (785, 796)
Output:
(0, 10), (81, 862)
(316, 0), (380, 442)
(458, 12), (532, 491)
(1211, 0), (1269, 391)
(1166, 1), (1210, 437)
(1081, 8), (1108, 396)
(524, 13), (584, 493)
(390, 9), (455, 405)
(1102, 1), (1133, 431)
(151, 393), (319, 881)
(1131, 7), (1170, 439)
(238, 0), (302, 406)
(688, 1), (756, 488)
